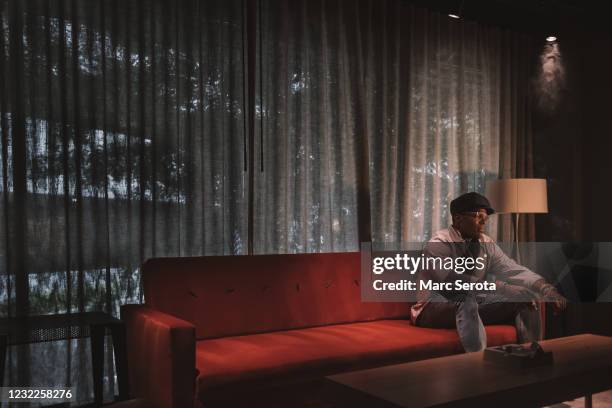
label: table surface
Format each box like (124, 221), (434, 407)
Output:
(325, 334), (612, 408)
(0, 311), (129, 403)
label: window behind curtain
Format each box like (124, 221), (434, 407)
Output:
(0, 0), (246, 318)
(254, 0), (362, 254)
(368, 5), (502, 243)
(256, 0), (503, 251)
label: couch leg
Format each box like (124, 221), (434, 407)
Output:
(585, 393), (592, 408)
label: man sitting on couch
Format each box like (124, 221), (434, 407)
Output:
(411, 192), (567, 352)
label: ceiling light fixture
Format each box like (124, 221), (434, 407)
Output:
(546, 36), (557, 42)
(448, 0), (465, 19)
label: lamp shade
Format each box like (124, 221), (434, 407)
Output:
(485, 178), (548, 214)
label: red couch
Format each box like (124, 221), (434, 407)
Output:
(122, 252), (518, 407)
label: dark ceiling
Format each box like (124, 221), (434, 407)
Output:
(408, 0), (606, 36)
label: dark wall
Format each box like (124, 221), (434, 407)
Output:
(530, 18), (612, 337)
(532, 19), (586, 241)
(533, 19), (612, 242)
(579, 28), (612, 241)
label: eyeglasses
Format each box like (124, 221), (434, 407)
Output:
(460, 211), (489, 221)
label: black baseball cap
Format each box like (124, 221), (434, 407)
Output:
(450, 192), (495, 215)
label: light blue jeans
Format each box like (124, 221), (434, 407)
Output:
(416, 292), (542, 352)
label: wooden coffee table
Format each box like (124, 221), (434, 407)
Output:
(324, 334), (612, 408)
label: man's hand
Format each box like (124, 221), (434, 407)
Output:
(533, 279), (567, 314)
(541, 286), (567, 314)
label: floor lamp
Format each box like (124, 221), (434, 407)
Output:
(486, 178), (548, 263)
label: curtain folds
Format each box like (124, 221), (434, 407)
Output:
(366, 5), (505, 244)
(498, 31), (537, 243)
(0, 0), (537, 317)
(257, 0), (536, 248)
(254, 0), (364, 253)
(1, 0), (246, 401)
(1, 0), (246, 318)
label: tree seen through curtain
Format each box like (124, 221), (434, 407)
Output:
(367, 4), (505, 244)
(1, 0), (245, 402)
(256, 0), (531, 250)
(0, 0), (246, 319)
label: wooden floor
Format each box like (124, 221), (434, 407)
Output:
(313, 390), (612, 408)
(63, 388), (612, 407)
(311, 390), (612, 407)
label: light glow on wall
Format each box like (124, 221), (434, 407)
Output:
(535, 41), (565, 113)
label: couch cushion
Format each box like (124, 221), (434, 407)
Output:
(195, 319), (516, 398)
(143, 253), (412, 339)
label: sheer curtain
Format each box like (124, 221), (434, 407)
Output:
(1, 0), (245, 401)
(0, 0), (246, 319)
(0, 0), (537, 315)
(257, 0), (535, 248)
(369, 5), (504, 243)
(254, 0), (363, 253)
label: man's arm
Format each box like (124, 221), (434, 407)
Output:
(488, 243), (567, 311)
(487, 243), (542, 289)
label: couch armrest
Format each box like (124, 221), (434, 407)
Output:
(121, 304), (196, 408)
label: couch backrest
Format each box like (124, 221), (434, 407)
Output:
(142, 252), (412, 339)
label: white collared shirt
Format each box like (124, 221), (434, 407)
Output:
(410, 226), (543, 323)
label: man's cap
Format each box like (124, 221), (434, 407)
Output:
(450, 192), (495, 215)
